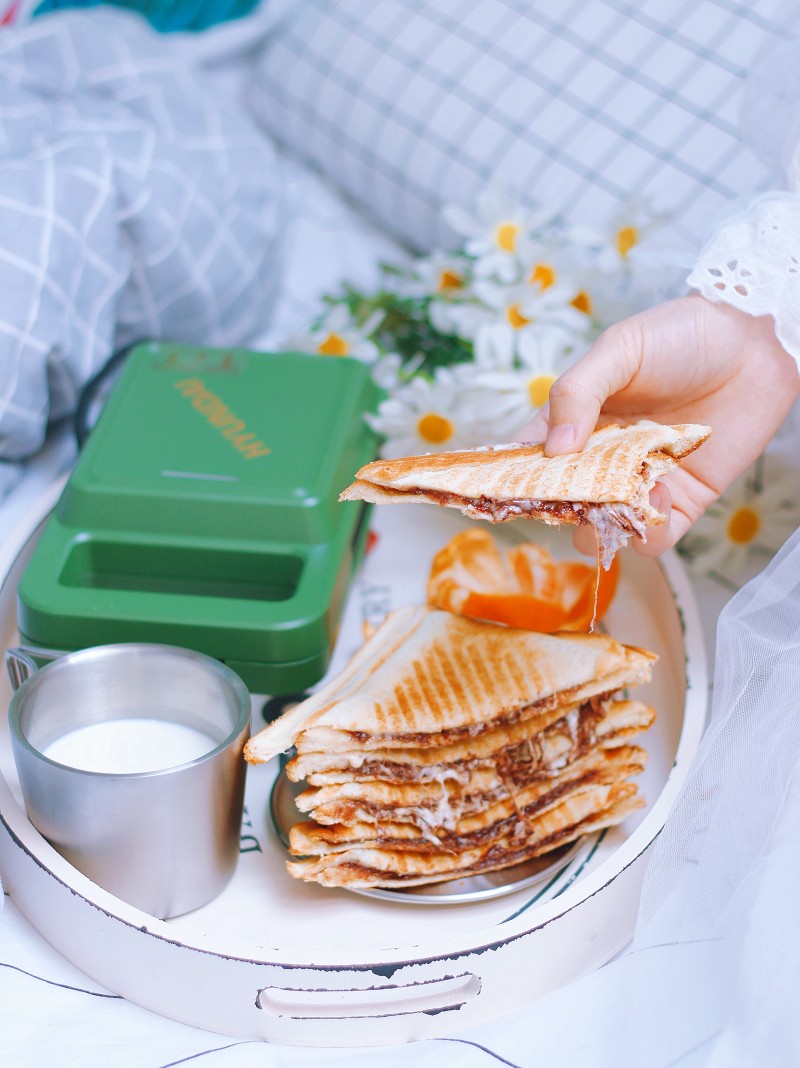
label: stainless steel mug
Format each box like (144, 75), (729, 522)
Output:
(7, 643), (251, 918)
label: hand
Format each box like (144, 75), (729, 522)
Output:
(520, 295), (800, 555)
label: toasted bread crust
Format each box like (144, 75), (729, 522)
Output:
(339, 422), (711, 516)
(244, 606), (656, 764)
(286, 784), (643, 887)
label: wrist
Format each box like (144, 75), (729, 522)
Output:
(693, 296), (800, 397)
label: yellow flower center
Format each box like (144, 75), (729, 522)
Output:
(571, 290), (593, 316)
(616, 226), (638, 257)
(437, 268), (464, 291)
(527, 373), (556, 409)
(417, 412), (454, 444)
(727, 506), (761, 545)
(529, 262), (556, 289)
(506, 303), (532, 330)
(495, 222), (520, 253)
(317, 332), (350, 356)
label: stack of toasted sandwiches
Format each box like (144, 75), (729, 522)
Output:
(245, 605), (656, 889)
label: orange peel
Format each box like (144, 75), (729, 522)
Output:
(427, 529), (618, 633)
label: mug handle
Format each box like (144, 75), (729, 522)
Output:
(5, 646), (61, 691)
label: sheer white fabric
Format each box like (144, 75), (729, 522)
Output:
(687, 192), (800, 361)
(441, 526), (800, 1067)
(688, 37), (800, 363)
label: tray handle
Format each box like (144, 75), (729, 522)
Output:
(256, 972), (481, 1019)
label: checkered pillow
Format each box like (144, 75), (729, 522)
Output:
(0, 9), (283, 465)
(247, 0), (795, 252)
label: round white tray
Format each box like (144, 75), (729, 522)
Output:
(0, 482), (708, 1047)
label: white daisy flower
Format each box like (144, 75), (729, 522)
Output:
(516, 238), (613, 328)
(286, 305), (383, 363)
(473, 278), (591, 351)
(678, 457), (800, 580)
(473, 320), (517, 371)
(369, 352), (417, 391)
(516, 234), (581, 292)
(473, 318), (575, 370)
(472, 325), (584, 433)
(428, 295), (495, 342)
(566, 198), (669, 274)
(395, 251), (474, 299)
(366, 364), (504, 458)
(562, 268), (643, 330)
(443, 188), (554, 283)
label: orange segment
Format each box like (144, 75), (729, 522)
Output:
(427, 530), (619, 633)
(558, 555), (619, 631)
(461, 591), (575, 632)
(508, 543), (559, 600)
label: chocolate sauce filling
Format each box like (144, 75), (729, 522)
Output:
(342, 687), (580, 748)
(408, 487), (586, 523)
(328, 804), (626, 884)
(322, 697), (608, 787)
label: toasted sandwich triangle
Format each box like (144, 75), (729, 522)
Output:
(340, 422), (711, 517)
(245, 605), (656, 764)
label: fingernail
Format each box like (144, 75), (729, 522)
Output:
(545, 423), (577, 455)
(650, 486), (670, 516)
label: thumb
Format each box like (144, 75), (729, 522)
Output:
(544, 321), (644, 456)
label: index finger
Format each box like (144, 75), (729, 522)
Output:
(544, 322), (644, 456)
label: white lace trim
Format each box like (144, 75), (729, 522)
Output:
(686, 193), (800, 364)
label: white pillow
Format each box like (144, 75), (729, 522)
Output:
(247, 0), (793, 252)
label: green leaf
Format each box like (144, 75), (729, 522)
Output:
(333, 287), (474, 377)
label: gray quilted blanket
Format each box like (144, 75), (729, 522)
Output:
(0, 10), (283, 498)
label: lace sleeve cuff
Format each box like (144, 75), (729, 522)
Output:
(686, 193), (800, 364)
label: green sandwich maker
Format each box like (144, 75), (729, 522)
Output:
(16, 343), (379, 694)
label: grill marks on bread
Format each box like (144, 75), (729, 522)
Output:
(243, 605), (658, 890)
(341, 424), (711, 513)
(245, 607), (655, 762)
(338, 424), (712, 565)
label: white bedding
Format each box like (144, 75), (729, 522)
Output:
(2, 158), (401, 525)
(250, 152), (408, 353)
(0, 8), (406, 506)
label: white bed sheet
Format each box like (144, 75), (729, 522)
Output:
(252, 153), (410, 352)
(0, 147), (405, 497)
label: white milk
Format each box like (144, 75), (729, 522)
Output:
(42, 717), (216, 774)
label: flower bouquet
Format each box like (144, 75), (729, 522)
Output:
(287, 189), (666, 458)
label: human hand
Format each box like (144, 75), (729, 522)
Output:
(520, 295), (800, 554)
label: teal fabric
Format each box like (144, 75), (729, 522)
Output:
(32, 0), (260, 32)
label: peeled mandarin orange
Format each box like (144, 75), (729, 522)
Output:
(427, 529), (619, 633)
